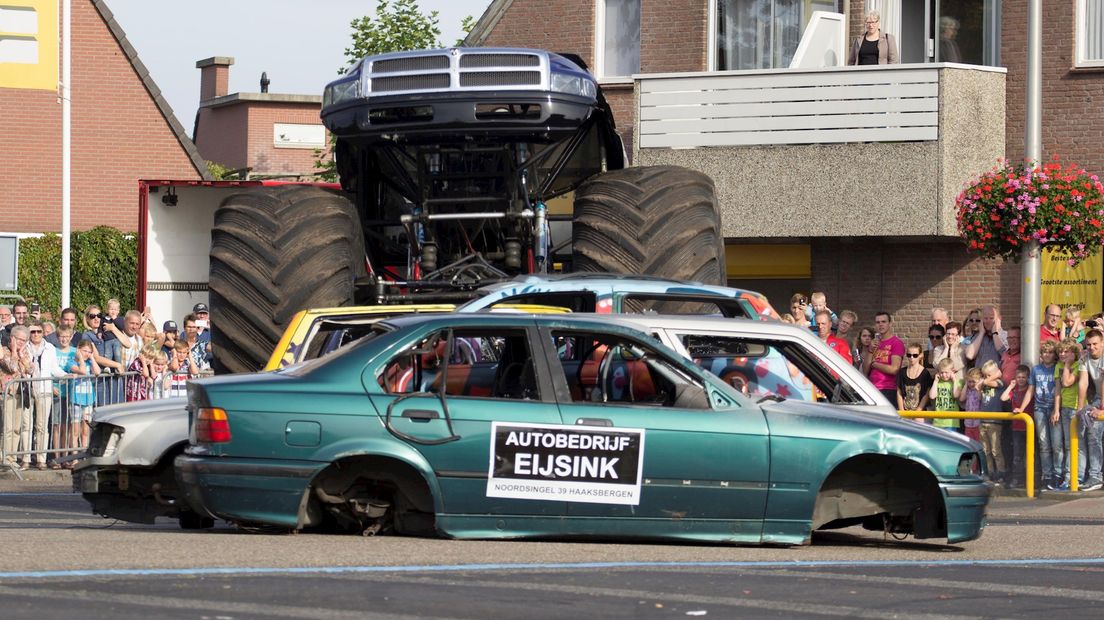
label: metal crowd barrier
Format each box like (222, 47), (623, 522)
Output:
(899, 410), (1035, 498)
(0, 371), (149, 478)
(1028, 414), (1090, 492)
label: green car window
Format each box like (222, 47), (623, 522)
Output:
(550, 330), (708, 408)
(380, 329), (538, 401)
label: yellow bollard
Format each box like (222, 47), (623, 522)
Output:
(899, 410), (1035, 498)
(1070, 416), (1080, 493)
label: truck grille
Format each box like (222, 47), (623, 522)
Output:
(372, 74), (451, 93)
(460, 71), (541, 88)
(365, 50), (549, 95)
(372, 55), (450, 73)
(459, 53), (540, 68)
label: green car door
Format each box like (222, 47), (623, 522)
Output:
(538, 326), (771, 542)
(371, 325), (567, 521)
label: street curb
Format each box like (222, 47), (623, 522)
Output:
(992, 486), (1104, 501)
(0, 469), (72, 483)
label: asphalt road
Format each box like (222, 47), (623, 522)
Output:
(2, 483), (1103, 618)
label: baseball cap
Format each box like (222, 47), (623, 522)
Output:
(163, 320), (178, 332)
(193, 303), (209, 313)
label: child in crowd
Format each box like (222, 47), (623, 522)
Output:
(1000, 364), (1033, 488)
(50, 327), (77, 468)
(928, 358), (962, 433)
(125, 343), (161, 402)
(960, 367), (984, 442)
(1053, 338), (1082, 490)
(148, 351), (171, 399)
(978, 360), (1006, 484)
(1062, 307), (1087, 342)
(169, 339), (196, 398)
(809, 292), (837, 329)
(1030, 341), (1060, 489)
(68, 337), (100, 454)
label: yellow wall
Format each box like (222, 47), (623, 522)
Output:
(0, 0), (58, 91)
(726, 244), (811, 279)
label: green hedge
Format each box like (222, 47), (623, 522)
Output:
(15, 227), (137, 316)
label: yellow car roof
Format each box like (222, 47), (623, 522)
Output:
(264, 303), (572, 371)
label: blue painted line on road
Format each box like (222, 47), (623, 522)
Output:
(3, 557), (1104, 580)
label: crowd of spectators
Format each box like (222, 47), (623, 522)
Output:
(0, 300), (213, 470)
(783, 293), (1104, 492)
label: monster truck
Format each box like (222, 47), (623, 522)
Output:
(209, 48), (724, 374)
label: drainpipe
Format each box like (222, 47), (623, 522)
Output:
(1021, 0), (1042, 366)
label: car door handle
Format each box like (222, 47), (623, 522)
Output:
(403, 409), (439, 422)
(576, 417), (613, 427)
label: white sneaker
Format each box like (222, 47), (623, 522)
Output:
(1082, 481), (1103, 492)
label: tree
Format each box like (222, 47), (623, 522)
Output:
(314, 0), (473, 178)
(341, 0), (442, 73)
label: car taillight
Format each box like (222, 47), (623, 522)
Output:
(195, 408), (231, 443)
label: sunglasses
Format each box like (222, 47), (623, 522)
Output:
(87, 314), (100, 319)
(29, 330), (42, 334)
(966, 318), (979, 323)
(929, 335), (943, 340)
(906, 353), (921, 358)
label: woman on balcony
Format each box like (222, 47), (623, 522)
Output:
(848, 11), (899, 65)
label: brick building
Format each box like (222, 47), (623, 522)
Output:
(0, 0), (206, 233)
(192, 57), (327, 178)
(465, 0), (1104, 342)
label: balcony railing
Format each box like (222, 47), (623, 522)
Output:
(632, 63), (1006, 238)
(638, 64), (947, 148)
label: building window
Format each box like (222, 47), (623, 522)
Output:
(1078, 0), (1104, 67)
(597, 0), (640, 78)
(713, 0), (842, 71)
(0, 6), (38, 64)
(273, 124), (326, 149)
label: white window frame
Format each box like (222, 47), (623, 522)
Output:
(707, 0), (846, 71)
(1076, 0), (1104, 68)
(594, 0), (640, 82)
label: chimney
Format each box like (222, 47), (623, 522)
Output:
(196, 56), (234, 101)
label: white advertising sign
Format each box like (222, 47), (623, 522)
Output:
(487, 422), (645, 506)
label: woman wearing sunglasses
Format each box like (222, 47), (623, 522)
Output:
(898, 342), (933, 423)
(961, 308), (982, 346)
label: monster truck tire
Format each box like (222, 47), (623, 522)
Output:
(209, 186), (365, 374)
(572, 166), (725, 285)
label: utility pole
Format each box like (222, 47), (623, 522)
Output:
(61, 0), (72, 310)
(1021, 0), (1042, 365)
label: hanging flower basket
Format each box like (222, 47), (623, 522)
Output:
(956, 159), (1104, 266)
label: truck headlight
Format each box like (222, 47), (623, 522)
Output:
(324, 77), (361, 107)
(550, 72), (596, 99)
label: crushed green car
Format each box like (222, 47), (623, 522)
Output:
(177, 314), (989, 545)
